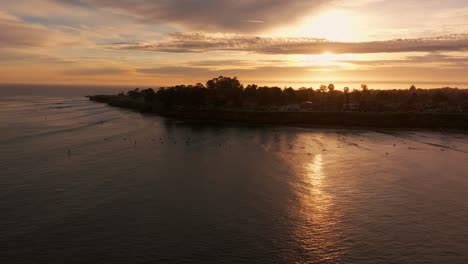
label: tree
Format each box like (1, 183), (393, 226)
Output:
(361, 84), (369, 92)
(127, 88), (140, 98)
(244, 84), (258, 97)
(351, 89), (362, 111)
(283, 87), (297, 104)
(320, 85), (328, 93)
(195, 83), (205, 89)
(206, 76), (243, 106)
(140, 88), (156, 101)
(206, 76), (242, 92)
(242, 84), (258, 106)
(117, 76), (468, 113)
(297, 88), (315, 103)
(343, 87), (350, 109)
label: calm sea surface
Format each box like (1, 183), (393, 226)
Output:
(1, 87), (468, 263)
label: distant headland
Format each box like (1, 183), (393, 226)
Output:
(89, 76), (468, 130)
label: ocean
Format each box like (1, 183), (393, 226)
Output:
(1, 86), (468, 263)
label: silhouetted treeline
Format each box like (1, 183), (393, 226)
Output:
(121, 76), (468, 113)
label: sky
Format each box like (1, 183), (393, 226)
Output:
(1, 0), (468, 88)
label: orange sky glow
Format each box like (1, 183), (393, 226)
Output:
(1, 0), (468, 88)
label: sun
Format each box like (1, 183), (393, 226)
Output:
(268, 9), (364, 41)
(267, 9), (363, 42)
(298, 10), (359, 41)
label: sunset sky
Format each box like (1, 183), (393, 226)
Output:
(1, 0), (468, 88)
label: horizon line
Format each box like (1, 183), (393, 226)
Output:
(1, 80), (468, 89)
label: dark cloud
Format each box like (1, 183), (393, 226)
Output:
(111, 33), (468, 55)
(56, 0), (330, 32)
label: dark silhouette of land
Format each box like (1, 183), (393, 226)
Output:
(89, 76), (468, 130)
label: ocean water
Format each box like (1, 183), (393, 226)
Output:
(1, 87), (468, 263)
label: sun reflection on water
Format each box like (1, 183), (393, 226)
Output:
(307, 154), (324, 193)
(290, 152), (344, 262)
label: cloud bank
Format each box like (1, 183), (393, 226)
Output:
(111, 33), (468, 55)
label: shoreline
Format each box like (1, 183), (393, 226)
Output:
(88, 95), (468, 131)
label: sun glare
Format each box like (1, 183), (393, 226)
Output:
(313, 52), (337, 65)
(294, 52), (357, 68)
(271, 9), (363, 42)
(299, 10), (359, 41)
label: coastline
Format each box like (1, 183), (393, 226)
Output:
(88, 95), (468, 131)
